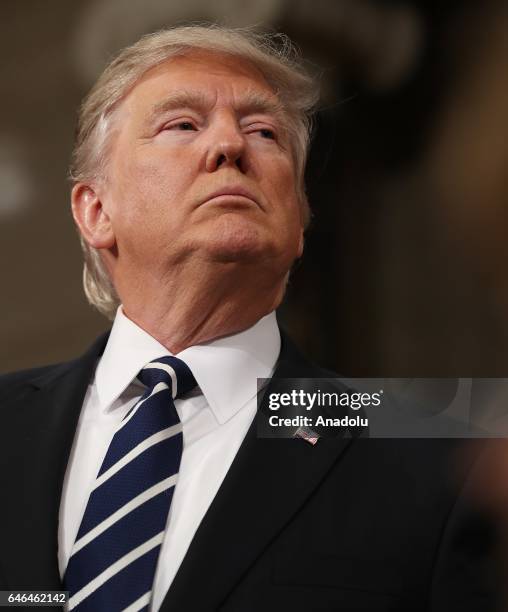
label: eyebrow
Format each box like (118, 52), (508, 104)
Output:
(145, 89), (285, 126)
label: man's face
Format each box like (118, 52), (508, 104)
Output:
(99, 51), (304, 283)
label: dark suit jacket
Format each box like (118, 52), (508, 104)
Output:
(0, 332), (498, 611)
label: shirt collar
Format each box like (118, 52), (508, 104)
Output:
(95, 306), (280, 424)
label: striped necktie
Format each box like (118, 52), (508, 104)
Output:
(64, 356), (196, 612)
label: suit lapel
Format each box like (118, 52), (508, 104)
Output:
(0, 333), (109, 590)
(160, 334), (354, 612)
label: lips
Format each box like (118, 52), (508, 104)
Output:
(202, 186), (262, 209)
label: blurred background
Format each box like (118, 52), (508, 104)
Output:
(2, 0), (508, 376)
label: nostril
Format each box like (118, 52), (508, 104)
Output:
(216, 154), (226, 168)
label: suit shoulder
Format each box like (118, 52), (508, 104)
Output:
(0, 362), (68, 402)
(0, 331), (109, 404)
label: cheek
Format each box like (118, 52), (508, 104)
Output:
(114, 136), (194, 190)
(264, 157), (300, 217)
(105, 169), (171, 260)
(262, 149), (296, 190)
(268, 160), (303, 251)
(110, 149), (191, 225)
(131, 155), (181, 201)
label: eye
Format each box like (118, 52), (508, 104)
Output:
(259, 128), (276, 140)
(163, 121), (197, 132)
(174, 121), (196, 131)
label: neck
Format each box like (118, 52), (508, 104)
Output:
(115, 260), (287, 353)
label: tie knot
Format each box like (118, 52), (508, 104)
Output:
(137, 355), (197, 399)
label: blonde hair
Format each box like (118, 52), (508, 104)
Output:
(70, 25), (319, 319)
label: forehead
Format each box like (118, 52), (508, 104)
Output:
(121, 50), (279, 115)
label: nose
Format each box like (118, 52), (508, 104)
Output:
(205, 115), (246, 173)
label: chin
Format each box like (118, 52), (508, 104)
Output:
(203, 215), (273, 262)
(207, 238), (268, 263)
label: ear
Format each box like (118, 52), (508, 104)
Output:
(71, 183), (115, 249)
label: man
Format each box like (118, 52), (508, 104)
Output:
(0, 25), (497, 612)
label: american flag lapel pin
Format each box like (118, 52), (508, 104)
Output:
(293, 426), (320, 446)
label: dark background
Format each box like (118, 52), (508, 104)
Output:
(3, 0), (508, 376)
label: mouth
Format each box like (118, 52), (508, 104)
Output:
(201, 186), (262, 210)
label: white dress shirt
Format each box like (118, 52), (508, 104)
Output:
(58, 306), (280, 611)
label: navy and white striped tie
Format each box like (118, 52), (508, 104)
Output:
(64, 356), (196, 612)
